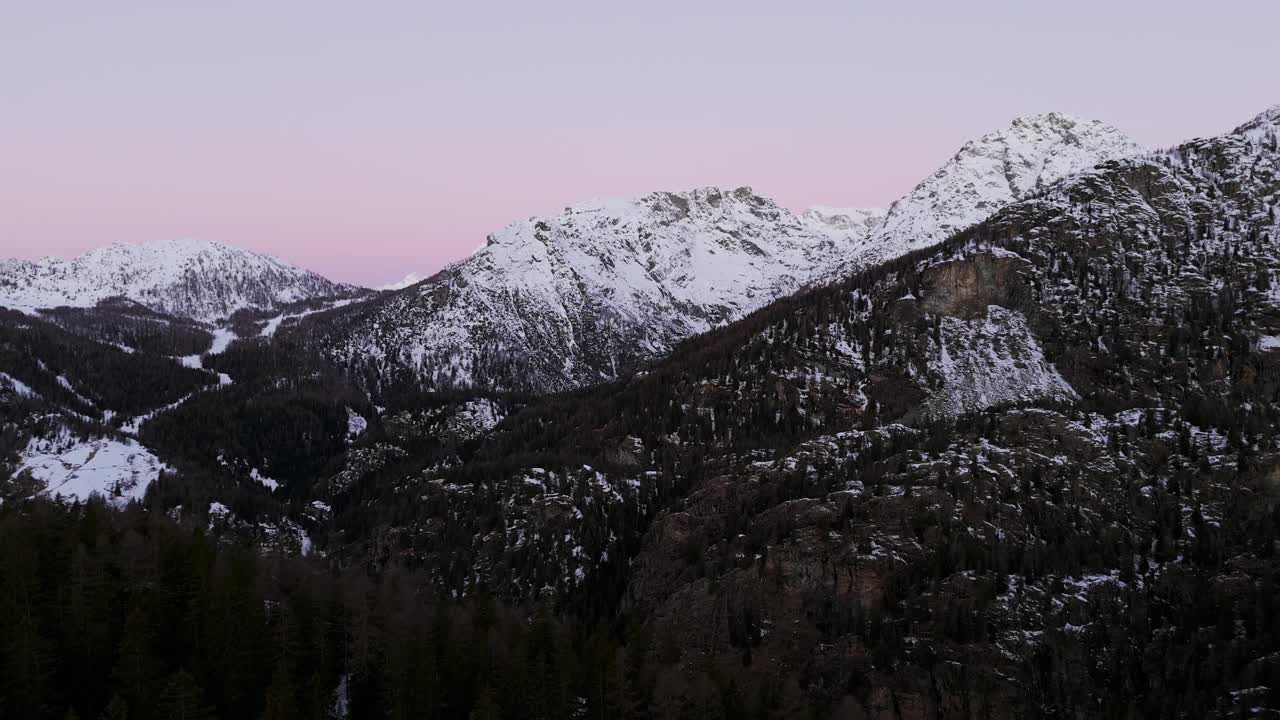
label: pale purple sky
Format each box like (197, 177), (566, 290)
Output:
(2, 1), (1276, 286)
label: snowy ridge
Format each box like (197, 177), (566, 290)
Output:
(0, 239), (360, 321)
(376, 273), (427, 291)
(825, 112), (1145, 277)
(311, 112), (1145, 394)
(1232, 104), (1280, 146)
(313, 187), (885, 392)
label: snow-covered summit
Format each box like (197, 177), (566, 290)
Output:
(1232, 104), (1280, 144)
(377, 273), (427, 292)
(825, 112), (1145, 277)
(0, 238), (360, 321)
(472, 186), (871, 316)
(799, 206), (886, 233)
(1239, 103), (1280, 127)
(309, 186), (884, 392)
(308, 112), (1149, 394)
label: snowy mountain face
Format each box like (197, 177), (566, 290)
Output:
(822, 112), (1145, 278)
(305, 113), (1142, 395)
(0, 239), (360, 322)
(304, 188), (884, 393)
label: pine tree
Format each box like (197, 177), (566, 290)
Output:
(3, 613), (51, 720)
(468, 684), (501, 720)
(156, 670), (217, 720)
(100, 695), (130, 720)
(260, 658), (296, 720)
(112, 605), (161, 713)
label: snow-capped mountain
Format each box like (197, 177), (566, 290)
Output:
(822, 111), (1145, 278)
(0, 239), (361, 321)
(305, 187), (882, 393)
(304, 113), (1142, 394)
(798, 205), (886, 235)
(376, 272), (427, 292)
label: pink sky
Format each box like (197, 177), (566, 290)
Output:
(2, 1), (1277, 286)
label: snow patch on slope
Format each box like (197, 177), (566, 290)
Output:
(0, 371), (36, 399)
(208, 327), (237, 354)
(1258, 335), (1280, 351)
(445, 399), (505, 441)
(260, 298), (358, 337)
(346, 408), (368, 441)
(18, 432), (169, 507)
(250, 467), (279, 491)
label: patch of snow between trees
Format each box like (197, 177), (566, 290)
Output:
(18, 433), (170, 507)
(346, 408), (367, 441)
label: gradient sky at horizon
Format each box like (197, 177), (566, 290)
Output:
(2, 1), (1277, 286)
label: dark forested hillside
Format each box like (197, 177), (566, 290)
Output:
(0, 497), (623, 720)
(2, 106), (1279, 719)
(0, 308), (217, 421)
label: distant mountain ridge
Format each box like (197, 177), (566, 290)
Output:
(0, 238), (360, 322)
(0, 113), (1148, 393)
(377, 272), (428, 292)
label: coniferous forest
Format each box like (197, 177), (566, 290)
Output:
(0, 498), (624, 720)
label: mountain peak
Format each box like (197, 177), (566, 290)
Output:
(548, 186), (775, 221)
(1233, 103), (1280, 140)
(377, 272), (427, 292)
(855, 112), (1143, 266)
(964, 111), (1138, 155)
(1008, 110), (1092, 126)
(1008, 110), (1084, 126)
(307, 108), (1154, 394)
(310, 184), (886, 393)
